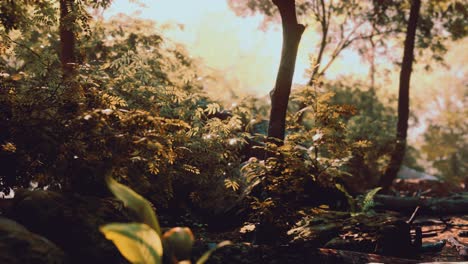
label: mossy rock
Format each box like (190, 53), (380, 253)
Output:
(6, 190), (132, 264)
(0, 217), (67, 264)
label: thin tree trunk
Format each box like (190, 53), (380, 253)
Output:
(59, 0), (83, 105)
(368, 33), (376, 91)
(267, 0), (305, 143)
(379, 0), (421, 192)
(60, 0), (76, 80)
(308, 0), (328, 85)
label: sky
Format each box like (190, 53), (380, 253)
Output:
(103, 0), (368, 95)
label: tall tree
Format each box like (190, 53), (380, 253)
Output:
(228, 0), (398, 135)
(0, 0), (113, 105)
(378, 0), (421, 192)
(59, 0), (87, 107)
(59, 0), (78, 82)
(267, 0), (305, 142)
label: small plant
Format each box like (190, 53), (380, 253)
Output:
(100, 176), (229, 264)
(359, 187), (382, 213)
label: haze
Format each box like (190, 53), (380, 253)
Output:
(104, 0), (369, 95)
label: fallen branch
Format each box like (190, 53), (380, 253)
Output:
(447, 236), (468, 259)
(312, 248), (418, 264)
(374, 193), (468, 215)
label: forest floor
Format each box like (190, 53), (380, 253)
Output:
(2, 179), (466, 263)
(418, 215), (468, 262)
(181, 180), (468, 264)
(187, 213), (468, 263)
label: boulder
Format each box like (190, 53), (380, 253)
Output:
(6, 189), (131, 264)
(0, 217), (67, 264)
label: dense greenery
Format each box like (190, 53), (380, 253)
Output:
(0, 2), (466, 258)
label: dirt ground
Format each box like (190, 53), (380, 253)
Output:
(418, 215), (468, 262)
(189, 213), (468, 263)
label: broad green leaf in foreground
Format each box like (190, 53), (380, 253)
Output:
(100, 223), (163, 264)
(106, 177), (161, 235)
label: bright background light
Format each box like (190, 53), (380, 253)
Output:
(104, 0), (369, 95)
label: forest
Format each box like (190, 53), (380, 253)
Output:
(0, 0), (467, 263)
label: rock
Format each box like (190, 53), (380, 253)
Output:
(0, 217), (67, 264)
(6, 189), (131, 264)
(375, 220), (415, 258)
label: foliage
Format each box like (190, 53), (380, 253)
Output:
(323, 79), (397, 190)
(359, 187), (382, 213)
(0, 14), (253, 212)
(240, 83), (371, 234)
(371, 0), (468, 69)
(100, 176), (229, 264)
(420, 91), (467, 185)
(101, 222), (164, 264)
(106, 177), (161, 235)
(228, 0), (388, 81)
(1, 1), (465, 250)
(228, 0), (467, 77)
(0, 0), (112, 34)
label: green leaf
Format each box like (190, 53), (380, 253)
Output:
(100, 223), (163, 264)
(162, 227), (195, 261)
(106, 177), (161, 235)
(196, 241), (231, 264)
(362, 187), (382, 212)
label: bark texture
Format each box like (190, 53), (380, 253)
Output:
(59, 0), (83, 106)
(59, 0), (77, 80)
(379, 0), (421, 191)
(267, 0), (305, 143)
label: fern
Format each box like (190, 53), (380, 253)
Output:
(224, 179), (240, 192)
(361, 187), (382, 213)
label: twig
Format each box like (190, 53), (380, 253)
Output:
(407, 206), (420, 225)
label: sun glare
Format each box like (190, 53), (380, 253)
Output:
(104, 0), (368, 95)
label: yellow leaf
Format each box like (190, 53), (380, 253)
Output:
(11, 73), (23, 81)
(100, 223), (163, 264)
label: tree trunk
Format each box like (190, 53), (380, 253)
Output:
(60, 0), (76, 80)
(368, 33), (377, 91)
(308, 0), (328, 85)
(59, 0), (83, 105)
(374, 193), (468, 215)
(267, 0), (305, 143)
(379, 0), (421, 192)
